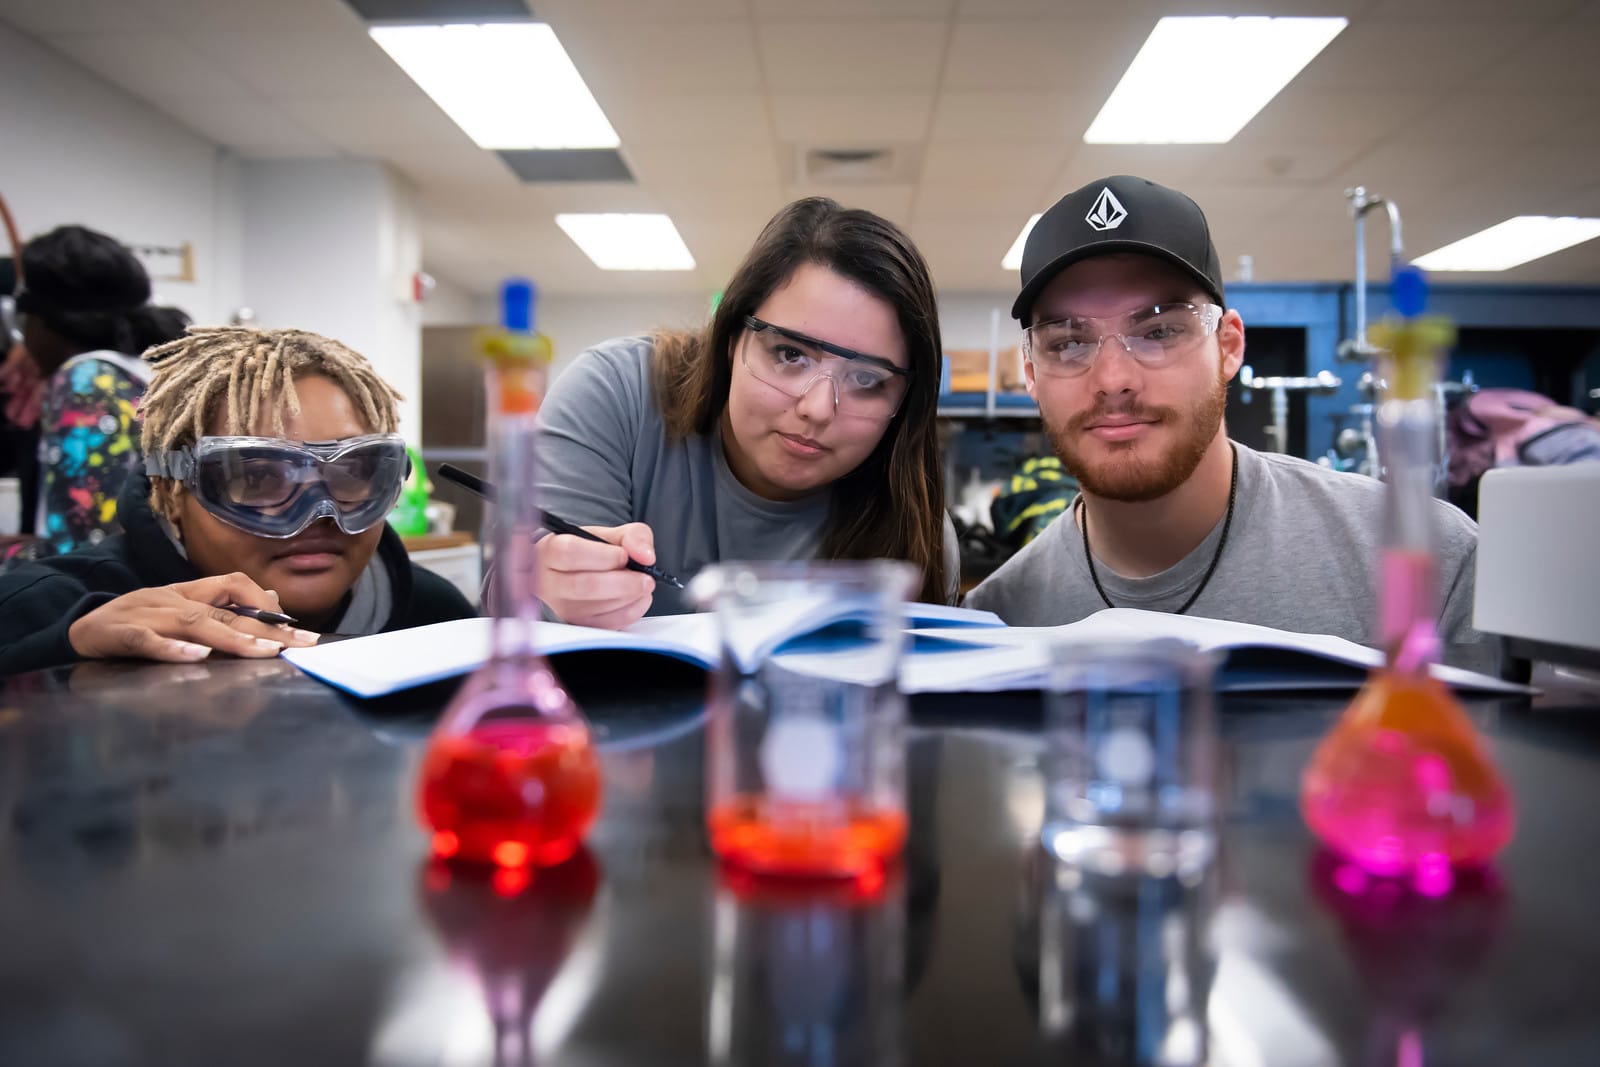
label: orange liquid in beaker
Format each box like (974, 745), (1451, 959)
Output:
(420, 720), (601, 869)
(709, 794), (906, 878)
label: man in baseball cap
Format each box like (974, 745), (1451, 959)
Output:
(967, 176), (1489, 666)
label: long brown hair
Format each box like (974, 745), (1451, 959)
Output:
(652, 197), (948, 602)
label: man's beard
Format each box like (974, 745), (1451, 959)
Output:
(1044, 370), (1228, 503)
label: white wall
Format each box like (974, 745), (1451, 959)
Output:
(541, 292), (714, 381)
(0, 20), (239, 323)
(421, 275), (493, 327)
(239, 159), (423, 440)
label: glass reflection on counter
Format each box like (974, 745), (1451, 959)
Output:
(1033, 849), (1218, 1066)
(708, 864), (906, 1067)
(416, 849), (602, 1067)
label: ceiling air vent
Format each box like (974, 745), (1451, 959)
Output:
(791, 144), (920, 185)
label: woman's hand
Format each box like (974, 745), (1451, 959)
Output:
(67, 572), (321, 662)
(535, 522), (657, 630)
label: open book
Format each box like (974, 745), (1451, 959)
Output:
(282, 605), (1523, 700)
(903, 608), (1525, 695)
(281, 602), (1006, 699)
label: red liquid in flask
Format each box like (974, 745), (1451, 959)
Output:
(420, 719), (601, 869)
(1301, 670), (1514, 882)
(709, 794), (906, 879)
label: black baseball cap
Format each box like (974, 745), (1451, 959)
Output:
(1011, 175), (1225, 323)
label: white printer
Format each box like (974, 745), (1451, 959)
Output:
(1474, 464), (1600, 670)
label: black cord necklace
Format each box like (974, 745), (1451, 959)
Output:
(1080, 443), (1239, 615)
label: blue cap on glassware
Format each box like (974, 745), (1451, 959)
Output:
(500, 278), (535, 332)
(1391, 264), (1428, 318)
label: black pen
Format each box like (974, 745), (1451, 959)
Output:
(436, 463), (685, 590)
(222, 603), (299, 626)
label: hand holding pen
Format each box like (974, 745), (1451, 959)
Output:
(436, 464), (682, 632)
(66, 573), (319, 663)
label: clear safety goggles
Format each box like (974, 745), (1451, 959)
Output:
(1023, 302), (1224, 378)
(146, 433), (409, 539)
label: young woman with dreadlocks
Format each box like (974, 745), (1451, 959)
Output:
(0, 327), (474, 674)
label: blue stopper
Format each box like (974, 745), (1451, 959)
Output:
(500, 278), (535, 332)
(1392, 264), (1428, 318)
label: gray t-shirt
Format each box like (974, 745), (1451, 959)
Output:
(537, 336), (958, 616)
(965, 442), (1490, 665)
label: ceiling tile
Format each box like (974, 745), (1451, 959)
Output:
(1295, 20), (1547, 92)
(1468, 22), (1600, 94)
(921, 140), (1067, 188)
(752, 0), (956, 16)
(654, 184), (787, 224)
(756, 19), (947, 91)
(770, 92), (933, 143)
(537, 0), (747, 20)
(1361, 0), (1585, 17)
(1230, 87), (1435, 151)
(942, 19), (1148, 92)
(929, 90), (1088, 143)
(623, 141), (784, 187)
(553, 20), (761, 95)
(603, 92), (772, 146)
(913, 183), (1045, 220)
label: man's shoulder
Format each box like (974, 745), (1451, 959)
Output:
(966, 511), (1078, 604)
(1242, 444), (1476, 554)
(1251, 447), (1386, 502)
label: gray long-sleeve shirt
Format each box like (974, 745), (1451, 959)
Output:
(537, 335), (957, 616)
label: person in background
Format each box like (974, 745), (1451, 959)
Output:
(15, 225), (188, 554)
(0, 255), (41, 535)
(535, 197), (956, 629)
(965, 176), (1487, 666)
(0, 327), (475, 674)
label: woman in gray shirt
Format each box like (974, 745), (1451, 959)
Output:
(536, 197), (955, 628)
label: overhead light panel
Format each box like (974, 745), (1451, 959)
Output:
(556, 214), (696, 271)
(369, 23), (618, 149)
(1084, 16), (1347, 144)
(1001, 214), (1042, 271)
(1412, 216), (1600, 272)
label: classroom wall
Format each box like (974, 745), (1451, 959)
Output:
(0, 19), (239, 323)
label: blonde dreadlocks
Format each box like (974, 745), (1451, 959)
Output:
(139, 326), (405, 520)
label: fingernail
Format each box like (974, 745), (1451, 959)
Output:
(267, 589), (281, 601)
(254, 638), (284, 651)
(177, 642), (211, 659)
(290, 629), (320, 644)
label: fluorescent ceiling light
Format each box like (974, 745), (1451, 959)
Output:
(556, 214), (696, 271)
(1412, 216), (1600, 272)
(369, 23), (618, 149)
(1084, 16), (1347, 144)
(1001, 214), (1042, 271)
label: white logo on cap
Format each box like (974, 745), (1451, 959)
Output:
(1086, 187), (1128, 232)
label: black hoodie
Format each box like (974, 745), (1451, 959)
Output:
(0, 474), (476, 675)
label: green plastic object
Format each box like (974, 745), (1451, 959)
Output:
(388, 445), (432, 537)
